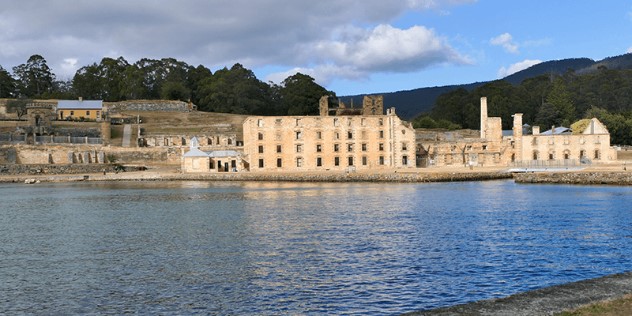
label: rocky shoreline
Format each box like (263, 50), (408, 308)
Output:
(513, 171), (632, 185)
(404, 271), (632, 316)
(2, 163), (632, 185)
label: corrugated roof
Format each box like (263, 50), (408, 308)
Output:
(183, 149), (241, 158)
(57, 100), (103, 110)
(541, 126), (571, 135)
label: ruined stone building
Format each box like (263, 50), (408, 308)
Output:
(417, 97), (617, 168)
(239, 95), (416, 172)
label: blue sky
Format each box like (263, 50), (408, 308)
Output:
(1, 0), (631, 96)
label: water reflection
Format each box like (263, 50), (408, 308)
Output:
(1, 180), (631, 314)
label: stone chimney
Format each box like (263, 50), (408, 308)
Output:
(480, 97), (488, 139)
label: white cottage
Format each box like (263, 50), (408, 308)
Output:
(182, 137), (245, 173)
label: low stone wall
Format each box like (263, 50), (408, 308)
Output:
(167, 171), (513, 183)
(513, 171), (632, 185)
(0, 164), (145, 176)
(107, 100), (192, 112)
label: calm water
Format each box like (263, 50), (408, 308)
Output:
(1, 180), (632, 315)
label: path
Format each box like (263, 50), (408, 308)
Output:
(122, 124), (131, 147)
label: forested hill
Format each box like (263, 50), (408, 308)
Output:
(344, 53), (632, 121)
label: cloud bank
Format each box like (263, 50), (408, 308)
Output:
(0, 0), (475, 85)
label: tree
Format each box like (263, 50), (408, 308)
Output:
(12, 54), (55, 97)
(546, 77), (575, 126)
(278, 73), (331, 115)
(196, 64), (273, 114)
(0, 66), (16, 97)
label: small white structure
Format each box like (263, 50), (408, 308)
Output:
(182, 137), (245, 173)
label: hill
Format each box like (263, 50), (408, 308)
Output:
(345, 53), (632, 120)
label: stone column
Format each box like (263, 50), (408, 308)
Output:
(480, 97), (488, 139)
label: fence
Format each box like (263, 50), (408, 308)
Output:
(0, 133), (102, 145)
(510, 158), (589, 169)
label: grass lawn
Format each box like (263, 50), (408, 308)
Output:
(557, 294), (632, 315)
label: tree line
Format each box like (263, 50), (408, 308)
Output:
(413, 68), (632, 145)
(0, 54), (334, 116)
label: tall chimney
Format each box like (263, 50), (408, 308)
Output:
(480, 97), (488, 139)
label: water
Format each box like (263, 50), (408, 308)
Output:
(1, 180), (631, 315)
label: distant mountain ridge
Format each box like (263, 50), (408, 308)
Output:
(342, 53), (632, 120)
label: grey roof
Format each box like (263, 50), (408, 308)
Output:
(183, 149), (241, 158)
(57, 100), (103, 110)
(183, 147), (209, 157)
(541, 126), (571, 135)
(208, 150), (240, 158)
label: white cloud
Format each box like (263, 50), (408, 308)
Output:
(627, 47), (632, 54)
(0, 0), (473, 85)
(490, 33), (519, 54)
(497, 59), (542, 78)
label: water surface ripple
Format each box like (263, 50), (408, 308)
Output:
(1, 180), (631, 314)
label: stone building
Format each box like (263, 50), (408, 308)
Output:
(181, 137), (245, 172)
(242, 96), (415, 172)
(57, 99), (103, 121)
(418, 97), (617, 168)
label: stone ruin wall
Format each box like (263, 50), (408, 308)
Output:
(105, 100), (194, 113)
(2, 144), (181, 166)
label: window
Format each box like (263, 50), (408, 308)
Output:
(86, 110), (90, 116)
(402, 155), (408, 166)
(379, 130), (384, 138)
(258, 132), (263, 140)
(402, 143), (408, 151)
(297, 157), (304, 167)
(258, 159), (264, 168)
(334, 157), (340, 166)
(379, 118), (383, 126)
(70, 111), (74, 116)
(277, 158), (282, 168)
(594, 150), (600, 159)
(361, 143), (367, 152)
(295, 131), (302, 140)
(362, 156), (367, 166)
(334, 144), (340, 152)
(275, 118), (282, 125)
(379, 143), (384, 151)
(335, 132), (340, 140)
(549, 153), (554, 160)
(348, 156), (354, 166)
(317, 157), (322, 167)
(533, 151), (538, 160)
(96, 111), (100, 118)
(258, 145), (264, 154)
(276, 145), (282, 153)
(316, 144), (322, 152)
(361, 118), (366, 126)
(316, 131), (322, 139)
(347, 131), (353, 139)
(347, 144), (353, 152)
(295, 118), (301, 126)
(379, 156), (384, 165)
(296, 144), (303, 153)
(334, 118), (340, 126)
(257, 119), (264, 127)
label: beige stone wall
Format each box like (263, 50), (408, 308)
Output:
(520, 133), (616, 163)
(243, 109), (416, 172)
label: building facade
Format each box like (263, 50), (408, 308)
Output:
(242, 101), (415, 172)
(57, 99), (103, 121)
(418, 97), (617, 168)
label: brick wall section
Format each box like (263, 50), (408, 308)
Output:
(106, 100), (192, 113)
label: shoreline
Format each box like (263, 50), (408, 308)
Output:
(3, 164), (632, 185)
(404, 271), (632, 316)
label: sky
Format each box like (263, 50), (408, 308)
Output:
(1, 0), (632, 96)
